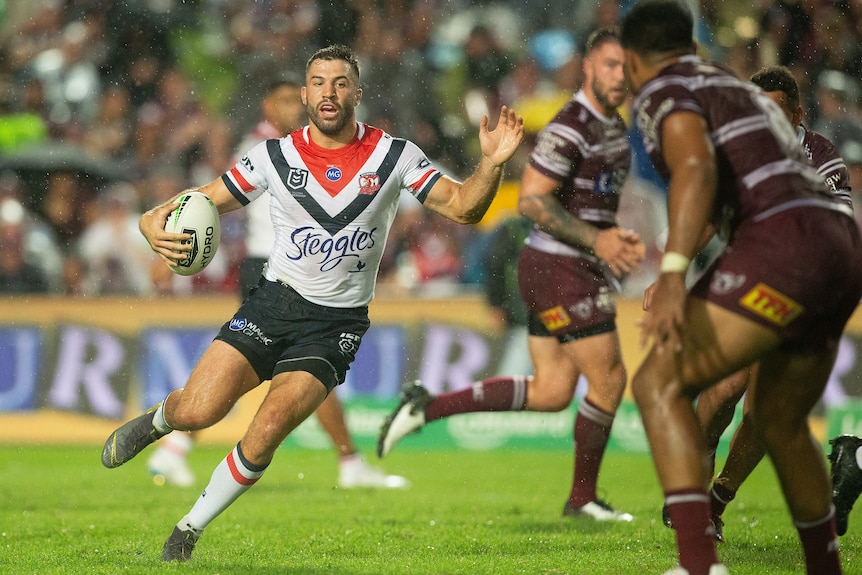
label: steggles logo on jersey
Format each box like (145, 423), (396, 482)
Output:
(358, 173), (381, 195)
(286, 225), (378, 272)
(325, 166), (342, 181)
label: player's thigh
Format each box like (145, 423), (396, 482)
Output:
(243, 370), (328, 460)
(676, 297), (781, 394)
(179, 340), (261, 420)
(748, 348), (837, 437)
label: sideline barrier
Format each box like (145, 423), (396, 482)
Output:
(1, 295), (860, 448)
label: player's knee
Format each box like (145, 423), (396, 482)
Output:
(526, 380), (574, 411)
(168, 401), (223, 431)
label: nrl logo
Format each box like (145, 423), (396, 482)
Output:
(287, 167), (308, 191)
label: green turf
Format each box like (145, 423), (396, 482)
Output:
(0, 445), (859, 574)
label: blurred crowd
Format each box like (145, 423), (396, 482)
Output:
(1, 0), (861, 301)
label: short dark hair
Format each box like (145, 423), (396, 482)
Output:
(306, 44), (361, 81)
(584, 28), (620, 55)
(751, 66), (800, 109)
(620, 0), (693, 56)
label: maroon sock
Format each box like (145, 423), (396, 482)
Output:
(796, 510), (842, 575)
(567, 398), (613, 507)
(666, 489), (721, 575)
(425, 376), (528, 422)
(710, 481), (736, 519)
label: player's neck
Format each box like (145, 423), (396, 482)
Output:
(308, 122), (359, 149)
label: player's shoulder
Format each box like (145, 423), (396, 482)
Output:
(802, 127), (841, 157)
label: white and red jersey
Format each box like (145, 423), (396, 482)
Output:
(222, 122), (442, 307)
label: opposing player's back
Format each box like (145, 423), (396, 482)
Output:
(634, 57), (839, 228)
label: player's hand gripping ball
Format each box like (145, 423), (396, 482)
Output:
(164, 191), (221, 276)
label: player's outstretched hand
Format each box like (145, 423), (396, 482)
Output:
(139, 201), (193, 266)
(479, 106), (525, 167)
(593, 227), (645, 277)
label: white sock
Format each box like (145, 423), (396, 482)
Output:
(184, 443), (267, 530)
(153, 401), (173, 434)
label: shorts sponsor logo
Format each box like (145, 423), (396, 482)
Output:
(339, 332), (361, 355)
(739, 282), (804, 327)
(229, 318), (272, 345)
(710, 271), (746, 295)
(539, 306), (571, 331)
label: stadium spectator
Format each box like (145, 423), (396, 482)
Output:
(378, 29), (645, 523)
(620, 2), (861, 574)
(100, 44), (524, 562)
(483, 214), (533, 376)
(76, 182), (154, 296)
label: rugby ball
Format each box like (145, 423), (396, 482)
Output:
(164, 191), (221, 276)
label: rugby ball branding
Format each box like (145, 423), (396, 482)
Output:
(164, 192), (221, 276)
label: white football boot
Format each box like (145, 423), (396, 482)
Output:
(377, 381), (432, 458)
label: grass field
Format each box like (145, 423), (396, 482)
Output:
(1, 445), (860, 575)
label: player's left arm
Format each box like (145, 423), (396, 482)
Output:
(422, 106), (524, 224)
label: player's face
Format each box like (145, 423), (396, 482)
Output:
(586, 41), (627, 114)
(265, 85), (304, 136)
(302, 59), (362, 138)
(763, 90), (794, 123)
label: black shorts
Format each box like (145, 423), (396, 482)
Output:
(238, 257), (267, 300)
(215, 279), (370, 392)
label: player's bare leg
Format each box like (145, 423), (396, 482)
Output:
(708, 376), (766, 541)
(526, 331), (631, 521)
(632, 300), (777, 575)
(751, 349), (842, 575)
(164, 368), (328, 562)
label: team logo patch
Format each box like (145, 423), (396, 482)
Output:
(739, 282), (804, 327)
(596, 286), (616, 314)
(571, 298), (594, 320)
(229, 318), (248, 331)
(710, 271), (747, 295)
(287, 167), (308, 190)
(358, 172), (381, 195)
(325, 166), (342, 181)
(338, 332), (361, 355)
(539, 306), (571, 331)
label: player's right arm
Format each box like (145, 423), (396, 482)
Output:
(138, 178), (243, 266)
(518, 165), (643, 276)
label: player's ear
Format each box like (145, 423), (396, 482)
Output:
(355, 87), (362, 106)
(300, 86), (307, 106)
